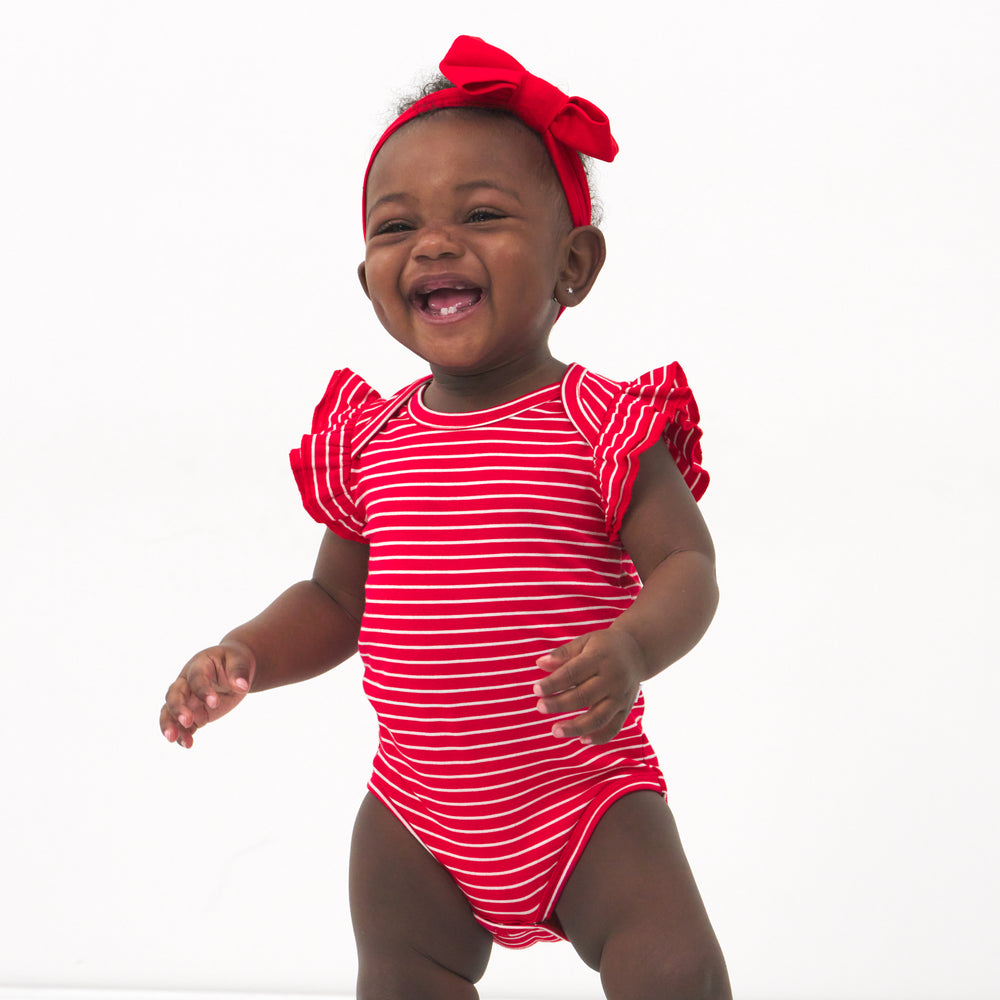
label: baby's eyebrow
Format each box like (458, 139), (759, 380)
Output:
(454, 179), (522, 202)
(366, 191), (413, 222)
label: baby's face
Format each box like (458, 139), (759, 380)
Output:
(360, 111), (573, 378)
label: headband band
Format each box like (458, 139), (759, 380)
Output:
(362, 35), (619, 236)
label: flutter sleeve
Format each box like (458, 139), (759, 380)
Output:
(594, 364), (709, 541)
(289, 369), (382, 542)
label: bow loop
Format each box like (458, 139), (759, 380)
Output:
(440, 38), (523, 97)
(551, 97), (619, 162)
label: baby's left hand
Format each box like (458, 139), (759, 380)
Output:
(534, 629), (648, 745)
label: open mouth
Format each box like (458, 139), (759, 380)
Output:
(411, 279), (485, 320)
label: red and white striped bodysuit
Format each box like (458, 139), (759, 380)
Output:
(290, 362), (707, 947)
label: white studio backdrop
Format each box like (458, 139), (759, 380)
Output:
(1, 2), (997, 999)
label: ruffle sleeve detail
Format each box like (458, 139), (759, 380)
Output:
(593, 364), (708, 541)
(289, 369), (383, 542)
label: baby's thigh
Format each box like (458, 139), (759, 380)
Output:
(555, 791), (731, 1000)
(349, 792), (493, 998)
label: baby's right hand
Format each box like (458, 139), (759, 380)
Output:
(159, 640), (256, 749)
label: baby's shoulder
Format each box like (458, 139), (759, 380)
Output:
(308, 368), (427, 435)
(563, 362), (695, 445)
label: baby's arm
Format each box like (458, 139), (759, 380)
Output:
(159, 529), (368, 748)
(534, 441), (718, 744)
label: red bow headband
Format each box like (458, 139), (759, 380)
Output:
(362, 35), (619, 236)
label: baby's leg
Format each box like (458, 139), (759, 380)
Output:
(555, 791), (731, 1000)
(349, 792), (493, 1000)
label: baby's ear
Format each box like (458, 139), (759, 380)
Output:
(357, 261), (371, 299)
(553, 226), (607, 308)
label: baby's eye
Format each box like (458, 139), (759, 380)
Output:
(371, 219), (413, 237)
(465, 208), (505, 224)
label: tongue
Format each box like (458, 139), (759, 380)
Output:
(426, 288), (479, 312)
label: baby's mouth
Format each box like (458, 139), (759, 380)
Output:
(412, 282), (484, 319)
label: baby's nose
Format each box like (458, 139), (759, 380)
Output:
(412, 224), (463, 260)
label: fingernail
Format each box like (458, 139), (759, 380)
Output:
(553, 725), (565, 738)
(235, 678), (249, 692)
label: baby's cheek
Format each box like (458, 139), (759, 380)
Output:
(366, 288), (397, 331)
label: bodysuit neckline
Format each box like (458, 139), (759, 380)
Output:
(407, 365), (577, 429)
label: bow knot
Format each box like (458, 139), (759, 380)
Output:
(510, 74), (567, 136)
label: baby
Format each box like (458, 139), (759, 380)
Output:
(160, 35), (731, 1000)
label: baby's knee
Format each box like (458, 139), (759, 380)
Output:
(600, 931), (731, 1000)
(357, 950), (483, 1000)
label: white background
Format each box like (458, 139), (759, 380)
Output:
(1, 2), (997, 998)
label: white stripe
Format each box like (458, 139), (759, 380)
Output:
(364, 579), (633, 591)
(362, 615), (619, 638)
(362, 602), (623, 620)
(359, 484), (601, 504)
(364, 593), (631, 607)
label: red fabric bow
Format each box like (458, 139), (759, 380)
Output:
(439, 35), (619, 163)
(362, 35), (618, 235)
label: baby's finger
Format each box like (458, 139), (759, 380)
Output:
(536, 636), (591, 673)
(534, 646), (595, 700)
(194, 647), (252, 700)
(552, 700), (627, 744)
(163, 677), (194, 727)
(535, 644), (571, 672)
(222, 663), (252, 694)
(187, 680), (220, 713)
(575, 715), (629, 746)
(159, 703), (179, 743)
(159, 703), (195, 748)
(176, 721), (197, 749)
(165, 676), (216, 731)
(186, 656), (222, 707)
(536, 675), (601, 717)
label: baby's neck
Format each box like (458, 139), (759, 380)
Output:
(423, 355), (568, 414)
